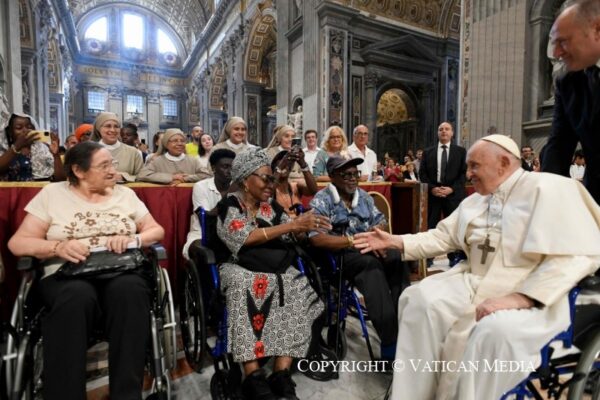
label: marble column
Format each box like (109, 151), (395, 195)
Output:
(419, 83), (435, 144)
(302, 0), (319, 135)
(4, 0), (22, 113)
(364, 71), (378, 149)
(107, 86), (123, 118)
(276, 0), (291, 125)
(146, 90), (160, 143)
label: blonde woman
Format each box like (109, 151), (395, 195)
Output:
(314, 125), (350, 181)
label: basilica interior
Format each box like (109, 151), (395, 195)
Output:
(0, 0), (562, 158)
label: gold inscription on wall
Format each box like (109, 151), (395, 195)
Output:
(78, 66), (184, 86)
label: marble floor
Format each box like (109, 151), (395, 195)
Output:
(85, 309), (393, 400)
(86, 261), (455, 400)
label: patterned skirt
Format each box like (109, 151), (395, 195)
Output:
(220, 263), (324, 362)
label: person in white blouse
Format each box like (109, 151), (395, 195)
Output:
(569, 150), (585, 182)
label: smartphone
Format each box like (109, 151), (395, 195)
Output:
(29, 130), (51, 144)
(292, 137), (302, 147)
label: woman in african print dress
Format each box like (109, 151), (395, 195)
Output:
(216, 148), (331, 400)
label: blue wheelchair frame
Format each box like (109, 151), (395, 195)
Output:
(501, 285), (600, 399)
(324, 252), (376, 362)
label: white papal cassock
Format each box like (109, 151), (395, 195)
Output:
(392, 169), (600, 400)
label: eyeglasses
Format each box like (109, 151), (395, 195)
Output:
(355, 131), (369, 136)
(329, 135), (343, 140)
(91, 160), (119, 172)
(251, 173), (277, 185)
(337, 171), (361, 181)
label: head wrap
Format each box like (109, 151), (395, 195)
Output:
(480, 134), (521, 159)
(267, 125), (296, 149)
(217, 117), (248, 144)
(92, 112), (120, 141)
(231, 148), (270, 183)
(159, 128), (186, 155)
(3, 113), (39, 145)
(3, 112), (39, 131)
(74, 124), (94, 141)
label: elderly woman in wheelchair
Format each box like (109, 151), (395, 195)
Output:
(211, 148), (331, 400)
(7, 141), (166, 400)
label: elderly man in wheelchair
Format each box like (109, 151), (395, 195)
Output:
(6, 141), (176, 400)
(354, 135), (600, 400)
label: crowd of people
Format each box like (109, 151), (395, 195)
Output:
(2, 2), (600, 399)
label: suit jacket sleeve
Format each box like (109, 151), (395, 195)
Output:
(419, 149), (434, 189)
(541, 79), (578, 177)
(450, 147), (467, 195)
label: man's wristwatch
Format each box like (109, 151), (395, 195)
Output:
(346, 234), (354, 248)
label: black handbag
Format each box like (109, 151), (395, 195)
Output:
(57, 248), (147, 279)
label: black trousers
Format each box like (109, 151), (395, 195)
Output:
(39, 272), (151, 400)
(339, 249), (409, 346)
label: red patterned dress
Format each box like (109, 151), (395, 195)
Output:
(216, 194), (323, 362)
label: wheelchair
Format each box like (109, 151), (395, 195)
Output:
(1, 244), (177, 400)
(320, 251), (375, 362)
(179, 207), (336, 400)
(500, 275), (600, 400)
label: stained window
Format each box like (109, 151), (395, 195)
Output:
(162, 99), (178, 117)
(87, 91), (106, 113)
(123, 14), (144, 49)
(84, 17), (107, 41)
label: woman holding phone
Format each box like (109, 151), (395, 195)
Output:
(0, 112), (65, 181)
(265, 125), (309, 181)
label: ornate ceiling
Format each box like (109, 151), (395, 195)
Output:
(66, 0), (212, 52)
(337, 0), (461, 39)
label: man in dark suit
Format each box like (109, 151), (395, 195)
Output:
(419, 122), (467, 264)
(521, 145), (534, 171)
(542, 0), (600, 205)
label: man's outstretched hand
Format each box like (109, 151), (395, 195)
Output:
(354, 228), (402, 254)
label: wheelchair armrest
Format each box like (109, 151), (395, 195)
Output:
(579, 274), (600, 293)
(188, 240), (217, 266)
(17, 256), (38, 271)
(148, 244), (167, 261)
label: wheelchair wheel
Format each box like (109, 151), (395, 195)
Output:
(568, 329), (600, 400)
(179, 262), (206, 371)
(326, 323), (348, 360)
(158, 267), (177, 372)
(210, 366), (243, 400)
(10, 333), (43, 400)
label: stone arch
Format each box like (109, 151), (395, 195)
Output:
(19, 0), (34, 49)
(208, 58), (227, 111)
(375, 84), (420, 161)
(376, 82), (418, 122)
(48, 37), (62, 93)
(244, 11), (276, 84)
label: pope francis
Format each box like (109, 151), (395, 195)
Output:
(354, 135), (600, 400)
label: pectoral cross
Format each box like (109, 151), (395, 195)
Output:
(477, 235), (496, 264)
